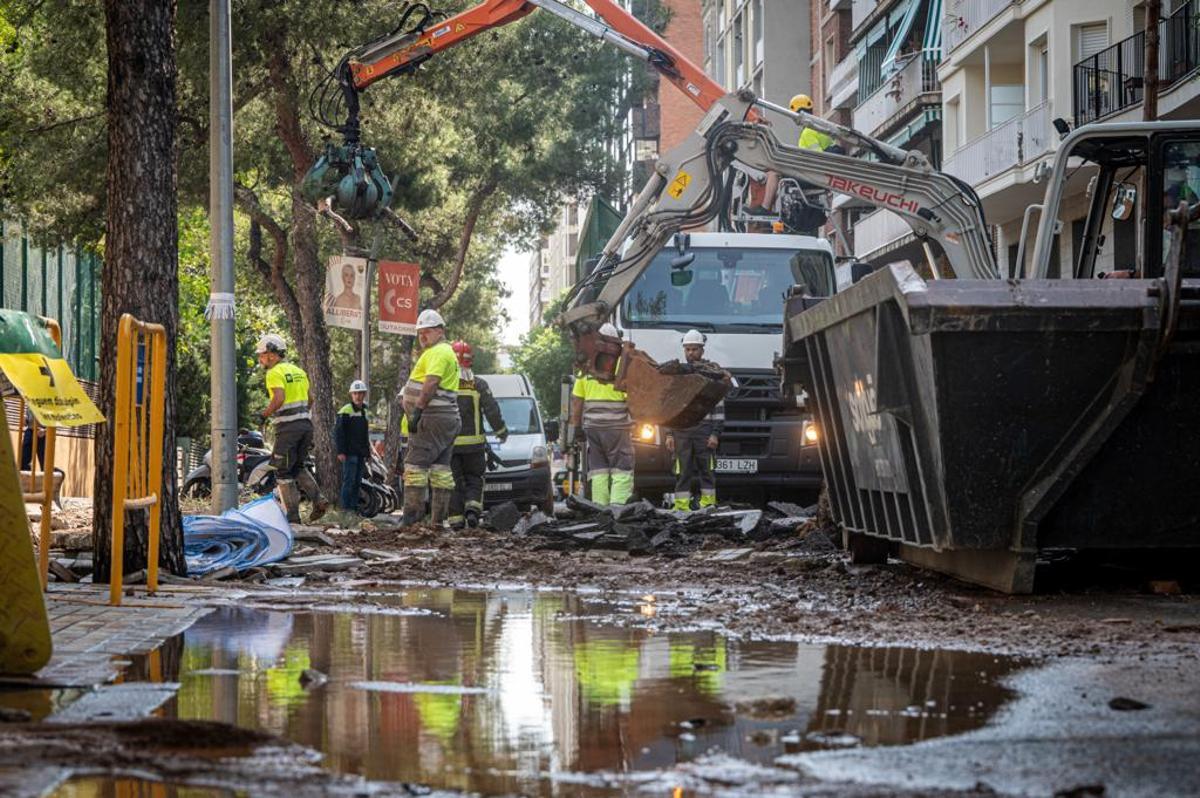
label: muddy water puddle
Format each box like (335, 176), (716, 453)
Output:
(46, 588), (1027, 796)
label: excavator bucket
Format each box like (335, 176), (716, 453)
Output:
(614, 345), (730, 430)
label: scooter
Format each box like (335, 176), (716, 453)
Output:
(355, 450), (396, 518)
(181, 430), (278, 499)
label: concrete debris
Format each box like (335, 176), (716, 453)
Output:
(487, 501), (522, 533)
(272, 555), (365, 574)
(293, 526), (337, 547)
(486, 497), (817, 556)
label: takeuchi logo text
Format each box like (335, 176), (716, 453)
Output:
(827, 176), (920, 214)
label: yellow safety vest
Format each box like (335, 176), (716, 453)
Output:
(573, 374), (630, 429)
(404, 340), (460, 414)
(798, 127), (834, 152)
(265, 362), (311, 425)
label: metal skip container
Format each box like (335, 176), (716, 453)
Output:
(781, 263), (1200, 593)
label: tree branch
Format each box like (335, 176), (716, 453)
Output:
(235, 184), (305, 346)
(427, 177), (499, 310)
(264, 30), (315, 179)
(28, 111), (104, 134)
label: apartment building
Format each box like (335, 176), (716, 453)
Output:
(822, 0), (947, 266)
(527, 198), (584, 329)
(938, 0), (1198, 277)
(701, 0), (813, 109)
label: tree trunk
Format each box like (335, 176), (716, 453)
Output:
(383, 338), (415, 485)
(94, 0), (185, 580)
(1144, 0), (1161, 122)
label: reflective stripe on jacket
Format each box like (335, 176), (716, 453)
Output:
(265, 362), (311, 425)
(404, 340), (460, 413)
(335, 403), (371, 457)
(454, 370), (505, 449)
(573, 374), (631, 429)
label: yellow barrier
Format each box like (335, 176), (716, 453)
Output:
(110, 313), (167, 606)
(0, 412), (53, 674)
(21, 318), (62, 589)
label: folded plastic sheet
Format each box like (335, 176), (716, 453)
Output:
(183, 495), (293, 576)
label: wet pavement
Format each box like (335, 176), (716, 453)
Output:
(31, 588), (1024, 796)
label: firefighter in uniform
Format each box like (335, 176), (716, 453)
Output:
(401, 309), (462, 526)
(666, 329), (727, 510)
(256, 334), (329, 524)
(568, 323), (634, 507)
(448, 340), (507, 528)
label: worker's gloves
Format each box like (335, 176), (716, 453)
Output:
(665, 436), (675, 453)
(707, 435), (719, 450)
(408, 407), (423, 434)
(496, 426), (509, 443)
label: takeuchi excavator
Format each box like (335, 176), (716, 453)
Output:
(300, 0), (926, 429)
(304, 3), (1198, 590)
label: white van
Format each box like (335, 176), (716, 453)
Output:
(477, 373), (554, 513)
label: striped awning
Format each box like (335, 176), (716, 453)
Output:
(923, 0), (943, 56)
(881, 0), (923, 76)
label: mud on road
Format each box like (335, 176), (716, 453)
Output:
(314, 520), (1200, 660)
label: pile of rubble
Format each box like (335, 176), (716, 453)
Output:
(485, 496), (825, 557)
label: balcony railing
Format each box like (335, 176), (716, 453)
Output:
(854, 209), (912, 259)
(942, 0), (1016, 56)
(1073, 0), (1199, 126)
(943, 102), (1052, 185)
(829, 54), (859, 109)
(853, 52), (940, 136)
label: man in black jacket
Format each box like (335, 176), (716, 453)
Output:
(449, 340), (506, 528)
(335, 380), (372, 514)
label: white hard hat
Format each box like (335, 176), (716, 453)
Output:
(416, 309), (446, 330)
(349, 380), (368, 393)
(255, 333), (286, 355)
(682, 329), (707, 346)
(599, 323), (619, 337)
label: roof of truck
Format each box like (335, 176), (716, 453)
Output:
(477, 373), (532, 397)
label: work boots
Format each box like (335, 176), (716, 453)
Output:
(401, 485), (426, 527)
(278, 480), (302, 524)
(430, 488), (452, 527)
(296, 469), (329, 522)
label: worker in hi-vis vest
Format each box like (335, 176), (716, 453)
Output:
(448, 340), (506, 528)
(400, 309), (462, 526)
(568, 323), (634, 507)
(665, 329), (728, 510)
(256, 333), (329, 524)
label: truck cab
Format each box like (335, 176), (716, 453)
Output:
(615, 232), (836, 503)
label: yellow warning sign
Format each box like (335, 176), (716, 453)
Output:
(0, 353), (105, 427)
(0, 426), (52, 675)
(667, 170), (692, 199)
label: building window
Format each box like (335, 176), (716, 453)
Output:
(990, 85), (1022, 127)
(1074, 22), (1108, 63)
(704, 10), (715, 67)
(716, 34), (726, 87)
(752, 0), (764, 66)
(734, 13), (745, 87)
(1037, 46), (1049, 105)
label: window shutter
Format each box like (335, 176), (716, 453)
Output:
(1078, 23), (1108, 60)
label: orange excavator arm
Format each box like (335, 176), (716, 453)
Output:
(345, 0), (731, 115)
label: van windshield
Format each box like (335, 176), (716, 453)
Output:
(485, 398), (541, 436)
(621, 246), (834, 331)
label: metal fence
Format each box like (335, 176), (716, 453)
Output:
(1073, 0), (1199, 126)
(0, 220), (101, 382)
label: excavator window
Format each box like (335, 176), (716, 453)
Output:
(1154, 139), (1200, 278)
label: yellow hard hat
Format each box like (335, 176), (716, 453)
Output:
(790, 93), (813, 113)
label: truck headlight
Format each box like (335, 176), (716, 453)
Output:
(636, 423), (658, 443)
(802, 421), (819, 445)
(531, 444), (549, 469)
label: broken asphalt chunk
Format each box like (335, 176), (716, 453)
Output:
(486, 501), (522, 533)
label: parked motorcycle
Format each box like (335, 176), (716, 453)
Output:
(181, 430), (280, 499)
(355, 451), (396, 518)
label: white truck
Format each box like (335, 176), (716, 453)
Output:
(614, 231), (835, 504)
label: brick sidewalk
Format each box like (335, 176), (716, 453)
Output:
(0, 584), (215, 688)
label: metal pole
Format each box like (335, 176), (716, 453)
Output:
(360, 228), (383, 387)
(208, 0), (238, 512)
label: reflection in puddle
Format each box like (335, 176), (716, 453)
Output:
(138, 590), (1025, 795)
(52, 778), (240, 798)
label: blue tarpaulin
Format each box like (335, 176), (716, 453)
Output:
(183, 495), (293, 576)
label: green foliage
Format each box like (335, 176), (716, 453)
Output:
(510, 293), (575, 419)
(1, 0), (661, 436)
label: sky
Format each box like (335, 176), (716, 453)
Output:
(497, 245), (533, 347)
